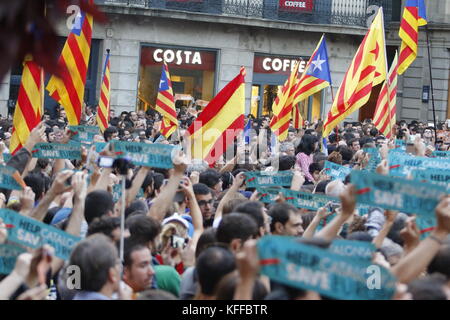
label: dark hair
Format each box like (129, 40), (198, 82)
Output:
(408, 274), (448, 300)
(278, 155), (296, 171)
(369, 128), (379, 137)
(221, 172), (234, 190)
(84, 190), (114, 225)
(87, 216), (121, 240)
(308, 162), (322, 175)
(195, 227), (217, 259)
(124, 200), (148, 219)
(268, 203), (297, 233)
(193, 183), (212, 196)
(216, 213), (258, 245)
(427, 242), (450, 279)
(328, 134), (338, 144)
(123, 240), (149, 268)
(234, 201), (265, 230)
(24, 172), (50, 201)
(215, 272), (268, 300)
(348, 138), (360, 148)
(126, 214), (161, 246)
(314, 180), (330, 194)
(337, 146), (353, 162)
(196, 246), (236, 296)
(199, 169), (222, 189)
(104, 126), (118, 142)
(69, 234), (118, 292)
(296, 135), (318, 156)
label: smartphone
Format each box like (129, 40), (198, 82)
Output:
(170, 235), (186, 249)
(97, 156), (115, 168)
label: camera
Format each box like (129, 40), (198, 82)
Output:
(96, 156), (132, 175)
(170, 235), (187, 249)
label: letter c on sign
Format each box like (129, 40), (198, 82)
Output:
(263, 58), (271, 71)
(153, 49), (163, 62)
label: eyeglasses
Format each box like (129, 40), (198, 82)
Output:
(198, 199), (214, 206)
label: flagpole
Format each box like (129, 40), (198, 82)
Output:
(425, 24), (438, 146)
(329, 85), (340, 141)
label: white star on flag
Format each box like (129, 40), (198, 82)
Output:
(311, 54), (326, 72)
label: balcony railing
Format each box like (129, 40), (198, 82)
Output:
(96, 0), (393, 27)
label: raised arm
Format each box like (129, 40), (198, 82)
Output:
(147, 152), (188, 223)
(303, 205), (330, 239)
(372, 210), (397, 249)
(125, 166), (151, 206)
(315, 185), (356, 241)
(213, 172), (246, 226)
(391, 196), (450, 284)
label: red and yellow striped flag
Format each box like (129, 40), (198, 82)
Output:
(155, 62), (178, 138)
(292, 104), (303, 129)
(10, 56), (43, 155)
(373, 52), (398, 139)
(398, 0), (427, 75)
(96, 50), (111, 132)
(269, 61), (300, 142)
(187, 67), (245, 166)
(323, 8), (387, 137)
(46, 8), (93, 125)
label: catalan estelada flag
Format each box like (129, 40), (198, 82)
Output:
(155, 62), (178, 138)
(293, 34), (332, 105)
(323, 8), (387, 137)
(46, 7), (93, 125)
(270, 61), (300, 142)
(10, 56), (43, 155)
(96, 49), (111, 133)
(398, 0), (427, 75)
(373, 52), (398, 139)
(187, 67), (246, 166)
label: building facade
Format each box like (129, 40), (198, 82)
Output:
(1, 0), (449, 124)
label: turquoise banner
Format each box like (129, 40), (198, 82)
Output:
(329, 239), (375, 261)
(411, 168), (450, 187)
(95, 142), (107, 153)
(0, 165), (22, 190)
(32, 142), (82, 160)
(350, 170), (446, 217)
(0, 209), (81, 260)
(257, 236), (396, 300)
(432, 151), (450, 158)
(245, 171), (293, 187)
(258, 187), (338, 211)
(364, 148), (381, 171)
(390, 139), (406, 153)
(68, 125), (99, 145)
(112, 141), (177, 169)
(388, 152), (450, 177)
(0, 243), (26, 274)
(323, 161), (352, 181)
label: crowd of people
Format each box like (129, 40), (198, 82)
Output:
(0, 103), (449, 300)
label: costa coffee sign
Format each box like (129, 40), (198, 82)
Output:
(140, 46), (216, 71)
(254, 54), (307, 76)
(279, 0), (314, 12)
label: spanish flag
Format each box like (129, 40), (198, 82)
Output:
(323, 8), (387, 137)
(10, 56), (43, 155)
(187, 67), (245, 166)
(46, 7), (93, 125)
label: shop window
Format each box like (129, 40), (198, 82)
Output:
(138, 45), (217, 110)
